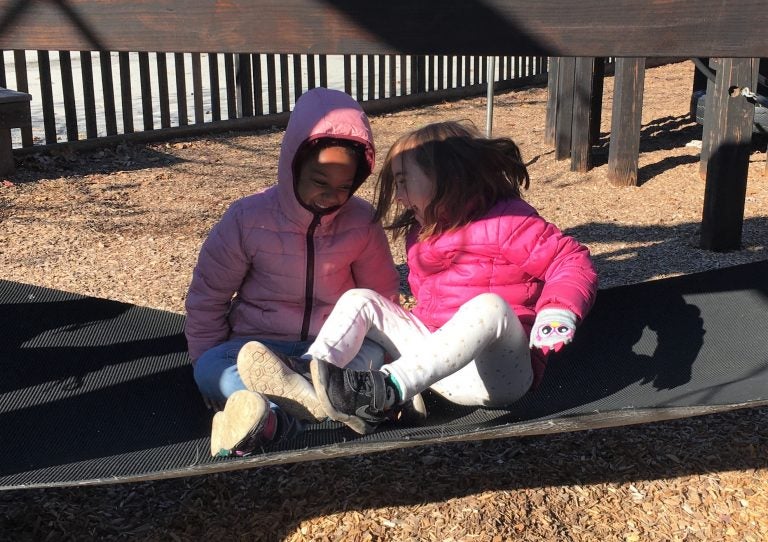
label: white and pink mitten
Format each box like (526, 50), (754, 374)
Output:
(529, 308), (577, 354)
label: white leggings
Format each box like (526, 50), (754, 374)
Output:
(306, 289), (533, 407)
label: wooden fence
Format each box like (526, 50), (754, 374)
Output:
(1, 50), (550, 152)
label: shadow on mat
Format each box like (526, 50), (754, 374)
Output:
(0, 289), (209, 477)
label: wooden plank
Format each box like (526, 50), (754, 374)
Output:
(118, 52), (133, 133)
(238, 53), (253, 118)
(700, 58), (759, 251)
(554, 57), (575, 161)
(138, 51), (153, 131)
(606, 57), (645, 186)
(37, 50), (57, 144)
(251, 54), (262, 116)
(175, 53), (188, 126)
(224, 54), (237, 119)
(2, 1), (765, 57)
(544, 57), (559, 147)
(570, 57), (594, 172)
(265, 54), (277, 115)
(191, 53), (203, 124)
(307, 54), (316, 90)
(699, 59), (719, 179)
(279, 54), (290, 112)
(99, 51), (117, 136)
(80, 51), (98, 138)
(59, 51), (79, 141)
(156, 52), (171, 129)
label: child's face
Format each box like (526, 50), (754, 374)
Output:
(296, 146), (357, 212)
(392, 152), (434, 225)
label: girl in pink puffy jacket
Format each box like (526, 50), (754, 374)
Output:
(185, 88), (400, 455)
(302, 120), (599, 434)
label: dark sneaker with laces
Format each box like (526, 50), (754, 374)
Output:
(237, 341), (325, 422)
(310, 358), (395, 434)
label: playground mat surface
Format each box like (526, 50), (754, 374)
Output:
(1, 60), (767, 541)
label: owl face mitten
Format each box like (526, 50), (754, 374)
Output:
(529, 308), (577, 354)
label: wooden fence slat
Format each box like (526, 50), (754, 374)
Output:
(174, 53), (188, 126)
(192, 53), (203, 124)
(307, 54), (316, 90)
(367, 55), (375, 100)
(99, 51), (117, 136)
(79, 51), (97, 138)
(279, 54), (290, 112)
(37, 51), (57, 143)
(208, 53), (221, 121)
(251, 54), (262, 116)
(265, 54), (277, 114)
(700, 58), (759, 250)
(59, 51), (79, 141)
(293, 54), (303, 102)
(118, 52), (134, 133)
(138, 51), (153, 131)
(238, 53), (254, 118)
(0, 51), (5, 87)
(157, 52), (171, 129)
(606, 57), (645, 186)
(355, 55), (363, 101)
(319, 54), (328, 88)
(378, 55), (385, 99)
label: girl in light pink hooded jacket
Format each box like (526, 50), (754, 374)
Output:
(185, 88), (399, 413)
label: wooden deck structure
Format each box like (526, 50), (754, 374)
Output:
(1, 0), (766, 251)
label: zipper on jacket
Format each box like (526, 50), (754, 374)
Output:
(300, 214), (321, 341)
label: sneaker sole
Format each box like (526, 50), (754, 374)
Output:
(210, 390), (269, 457)
(237, 341), (325, 423)
(309, 358), (375, 435)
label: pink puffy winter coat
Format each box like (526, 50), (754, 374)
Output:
(185, 88), (399, 362)
(406, 198), (598, 382)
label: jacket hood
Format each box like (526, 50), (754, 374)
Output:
(276, 88), (375, 224)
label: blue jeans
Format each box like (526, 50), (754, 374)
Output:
(193, 336), (387, 404)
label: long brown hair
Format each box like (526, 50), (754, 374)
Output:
(374, 121), (530, 240)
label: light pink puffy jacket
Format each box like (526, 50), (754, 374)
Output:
(185, 88), (399, 362)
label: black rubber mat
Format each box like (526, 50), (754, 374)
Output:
(2, 261), (767, 489)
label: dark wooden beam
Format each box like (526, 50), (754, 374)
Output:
(0, 1), (766, 56)
(570, 57), (595, 172)
(554, 57), (575, 161)
(700, 58), (759, 251)
(607, 58), (646, 186)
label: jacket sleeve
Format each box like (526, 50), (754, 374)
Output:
(350, 223), (400, 301)
(184, 203), (250, 362)
(508, 215), (598, 321)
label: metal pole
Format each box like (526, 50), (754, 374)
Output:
(486, 56), (495, 137)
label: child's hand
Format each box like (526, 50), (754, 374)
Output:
(529, 308), (577, 354)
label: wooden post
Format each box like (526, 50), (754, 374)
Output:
(554, 56), (575, 160)
(700, 58), (759, 251)
(544, 57), (559, 147)
(570, 56), (595, 172)
(607, 57), (645, 186)
(699, 59), (719, 179)
(589, 57), (605, 144)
